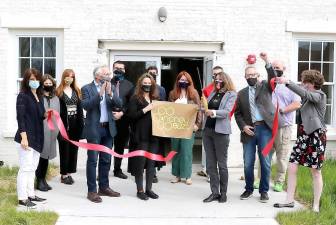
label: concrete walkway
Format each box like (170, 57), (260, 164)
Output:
(30, 162), (303, 225)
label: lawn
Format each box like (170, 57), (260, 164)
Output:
(276, 160), (336, 225)
(0, 165), (58, 225)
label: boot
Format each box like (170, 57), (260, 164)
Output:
(43, 179), (52, 190)
(36, 178), (48, 192)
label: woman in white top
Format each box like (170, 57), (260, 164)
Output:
(168, 71), (202, 185)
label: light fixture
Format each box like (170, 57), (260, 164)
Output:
(158, 7), (167, 22)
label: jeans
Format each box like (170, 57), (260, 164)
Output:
(86, 126), (113, 193)
(243, 124), (272, 193)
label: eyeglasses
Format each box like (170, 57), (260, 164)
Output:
(245, 73), (259, 78)
(213, 72), (221, 76)
(215, 79), (223, 83)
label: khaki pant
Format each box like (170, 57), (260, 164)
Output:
(271, 126), (292, 184)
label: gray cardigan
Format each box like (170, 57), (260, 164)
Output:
(203, 90), (237, 134)
(287, 81), (326, 134)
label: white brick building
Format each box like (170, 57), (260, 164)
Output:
(0, 0), (335, 166)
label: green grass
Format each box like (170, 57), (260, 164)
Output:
(0, 166), (58, 225)
(275, 160), (336, 225)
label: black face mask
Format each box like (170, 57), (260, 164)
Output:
(141, 84), (151, 93)
(113, 70), (125, 81)
(178, 81), (190, 89)
(275, 69), (283, 77)
(43, 85), (54, 92)
(246, 78), (258, 86)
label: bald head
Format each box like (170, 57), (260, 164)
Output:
(272, 60), (286, 71)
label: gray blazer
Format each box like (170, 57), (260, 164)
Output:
(287, 81), (326, 134)
(41, 95), (60, 159)
(203, 90), (237, 134)
(81, 81), (123, 140)
(235, 73), (283, 143)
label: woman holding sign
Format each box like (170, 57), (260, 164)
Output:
(202, 72), (237, 203)
(127, 73), (161, 201)
(169, 71), (202, 185)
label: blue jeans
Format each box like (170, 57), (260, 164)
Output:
(243, 124), (272, 193)
(86, 126), (113, 193)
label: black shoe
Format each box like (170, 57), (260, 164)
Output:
(36, 179), (48, 192)
(146, 190), (159, 199)
(114, 171), (128, 179)
(0, 160), (4, 167)
(260, 192), (269, 203)
(43, 179), (52, 190)
(218, 194), (227, 203)
(28, 195), (47, 203)
(274, 202), (295, 208)
(61, 176), (72, 185)
(68, 176), (74, 184)
(18, 199), (37, 209)
(152, 175), (158, 183)
(203, 194), (220, 203)
(137, 192), (149, 200)
(240, 190), (253, 200)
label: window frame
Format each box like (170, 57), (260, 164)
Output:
(293, 34), (336, 128)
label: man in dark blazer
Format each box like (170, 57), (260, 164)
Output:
(111, 61), (134, 179)
(234, 52), (279, 203)
(82, 65), (123, 203)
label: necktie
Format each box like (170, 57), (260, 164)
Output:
(249, 87), (257, 122)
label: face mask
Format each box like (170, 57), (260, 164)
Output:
(29, 80), (40, 89)
(246, 78), (258, 86)
(114, 70), (125, 81)
(178, 81), (190, 89)
(43, 85), (54, 92)
(64, 77), (74, 85)
(275, 69), (283, 77)
(215, 80), (224, 89)
(141, 84), (151, 93)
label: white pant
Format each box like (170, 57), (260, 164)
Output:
(17, 144), (40, 200)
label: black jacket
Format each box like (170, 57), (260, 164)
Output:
(15, 91), (45, 153)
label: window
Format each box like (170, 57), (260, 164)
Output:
(297, 40), (335, 125)
(19, 36), (56, 77)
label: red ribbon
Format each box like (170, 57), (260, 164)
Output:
(261, 78), (279, 156)
(47, 110), (177, 162)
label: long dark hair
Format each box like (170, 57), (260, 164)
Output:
(134, 73), (159, 103)
(42, 74), (57, 97)
(20, 68), (43, 97)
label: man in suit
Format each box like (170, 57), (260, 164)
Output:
(234, 52), (278, 203)
(146, 65), (167, 183)
(111, 61), (134, 179)
(82, 65), (122, 203)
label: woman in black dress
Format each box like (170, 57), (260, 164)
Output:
(274, 70), (326, 213)
(56, 69), (84, 185)
(127, 73), (161, 200)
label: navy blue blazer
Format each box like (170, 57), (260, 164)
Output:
(81, 81), (123, 140)
(15, 91), (46, 153)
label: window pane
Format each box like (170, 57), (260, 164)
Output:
(32, 58), (43, 74)
(321, 85), (333, 105)
(310, 63), (321, 72)
(44, 59), (56, 77)
(311, 42), (322, 61)
(44, 37), (56, 57)
(323, 42), (334, 61)
(19, 37), (30, 57)
(298, 62), (309, 81)
(298, 41), (310, 61)
(325, 105), (331, 125)
(32, 37), (43, 57)
(322, 63), (334, 82)
(19, 58), (30, 77)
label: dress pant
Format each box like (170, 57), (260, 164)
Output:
(243, 124), (272, 193)
(17, 144), (40, 200)
(203, 128), (229, 195)
(113, 119), (130, 173)
(86, 126), (113, 193)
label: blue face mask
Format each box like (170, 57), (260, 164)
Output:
(114, 70), (125, 81)
(178, 81), (190, 89)
(29, 80), (40, 89)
